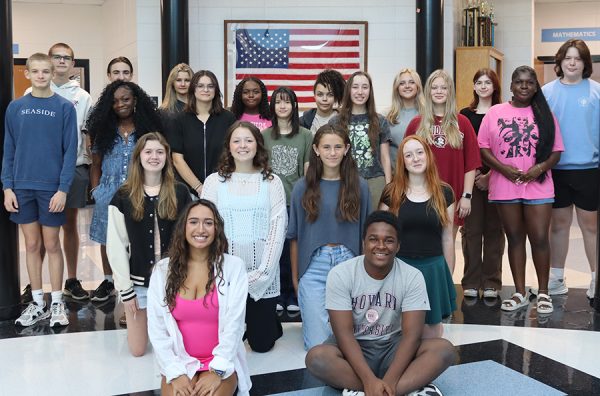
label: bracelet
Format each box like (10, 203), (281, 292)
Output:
(193, 183), (202, 191)
(536, 164), (544, 174)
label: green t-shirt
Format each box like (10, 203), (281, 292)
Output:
(263, 126), (312, 204)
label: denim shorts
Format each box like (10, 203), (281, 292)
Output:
(133, 286), (148, 309)
(489, 198), (554, 205)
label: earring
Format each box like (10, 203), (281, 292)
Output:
(316, 153), (320, 157)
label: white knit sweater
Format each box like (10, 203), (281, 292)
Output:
(202, 171), (287, 300)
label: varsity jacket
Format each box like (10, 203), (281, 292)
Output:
(106, 182), (191, 301)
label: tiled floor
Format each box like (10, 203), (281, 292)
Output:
(1, 207), (599, 395)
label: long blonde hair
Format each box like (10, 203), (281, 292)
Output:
(121, 132), (179, 221)
(160, 63), (193, 112)
(417, 69), (462, 149)
(387, 68), (425, 125)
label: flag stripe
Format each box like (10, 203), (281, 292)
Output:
(236, 73), (353, 81)
(288, 51), (359, 58)
(289, 40), (360, 47)
(265, 85), (315, 91)
(289, 28), (360, 35)
(288, 63), (360, 69)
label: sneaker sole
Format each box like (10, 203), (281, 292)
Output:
(50, 317), (69, 327)
(64, 290), (90, 301)
(15, 310), (51, 327)
(90, 291), (116, 302)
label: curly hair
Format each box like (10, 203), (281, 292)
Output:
(269, 86), (300, 139)
(165, 200), (228, 310)
(87, 80), (162, 156)
(303, 124), (361, 223)
(217, 121), (273, 181)
(511, 66), (555, 182)
(314, 69), (346, 106)
(230, 77), (272, 120)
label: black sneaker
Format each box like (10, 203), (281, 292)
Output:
(64, 278), (90, 300)
(90, 279), (116, 302)
(21, 284), (33, 305)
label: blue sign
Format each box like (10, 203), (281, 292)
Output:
(12, 43), (18, 54)
(542, 28), (600, 42)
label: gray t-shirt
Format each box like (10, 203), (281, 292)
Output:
(286, 178), (372, 278)
(389, 108), (419, 168)
(310, 113), (336, 135)
(326, 256), (430, 340)
(330, 113), (392, 179)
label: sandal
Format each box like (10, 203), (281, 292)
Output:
(501, 292), (529, 311)
(536, 293), (554, 314)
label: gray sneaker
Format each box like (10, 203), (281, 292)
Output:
(50, 302), (69, 327)
(15, 302), (50, 327)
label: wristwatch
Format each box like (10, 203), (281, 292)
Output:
(210, 368), (225, 378)
(462, 192), (472, 199)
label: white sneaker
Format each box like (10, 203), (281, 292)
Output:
(408, 383), (443, 395)
(276, 303), (284, 312)
(50, 302), (69, 327)
(531, 278), (568, 296)
(286, 303), (300, 312)
(15, 302), (50, 327)
(463, 288), (478, 298)
(587, 277), (596, 299)
(342, 390), (365, 396)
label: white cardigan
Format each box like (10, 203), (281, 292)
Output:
(147, 254), (251, 395)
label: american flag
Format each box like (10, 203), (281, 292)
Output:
(228, 23), (366, 105)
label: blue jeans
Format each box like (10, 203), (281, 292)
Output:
(299, 245), (354, 350)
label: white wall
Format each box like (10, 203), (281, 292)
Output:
(136, 0), (162, 99)
(102, 0), (139, 92)
(535, 1), (600, 58)
(492, 0), (535, 102)
(12, 2), (104, 99)
(189, 0), (459, 112)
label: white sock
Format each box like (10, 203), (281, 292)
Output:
(32, 289), (44, 307)
(592, 271), (596, 281)
(550, 268), (564, 280)
(104, 275), (113, 283)
(51, 291), (63, 305)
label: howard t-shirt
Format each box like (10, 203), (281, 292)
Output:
(326, 256), (430, 340)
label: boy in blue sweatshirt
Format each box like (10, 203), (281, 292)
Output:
(1, 53), (77, 328)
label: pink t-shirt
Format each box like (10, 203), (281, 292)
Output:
(172, 288), (219, 371)
(478, 102), (564, 200)
(240, 112), (272, 130)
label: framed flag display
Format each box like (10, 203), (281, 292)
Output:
(224, 20), (368, 108)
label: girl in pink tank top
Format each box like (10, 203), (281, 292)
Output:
(151, 199), (247, 396)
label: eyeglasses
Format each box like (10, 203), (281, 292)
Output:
(196, 84), (216, 91)
(51, 55), (73, 62)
